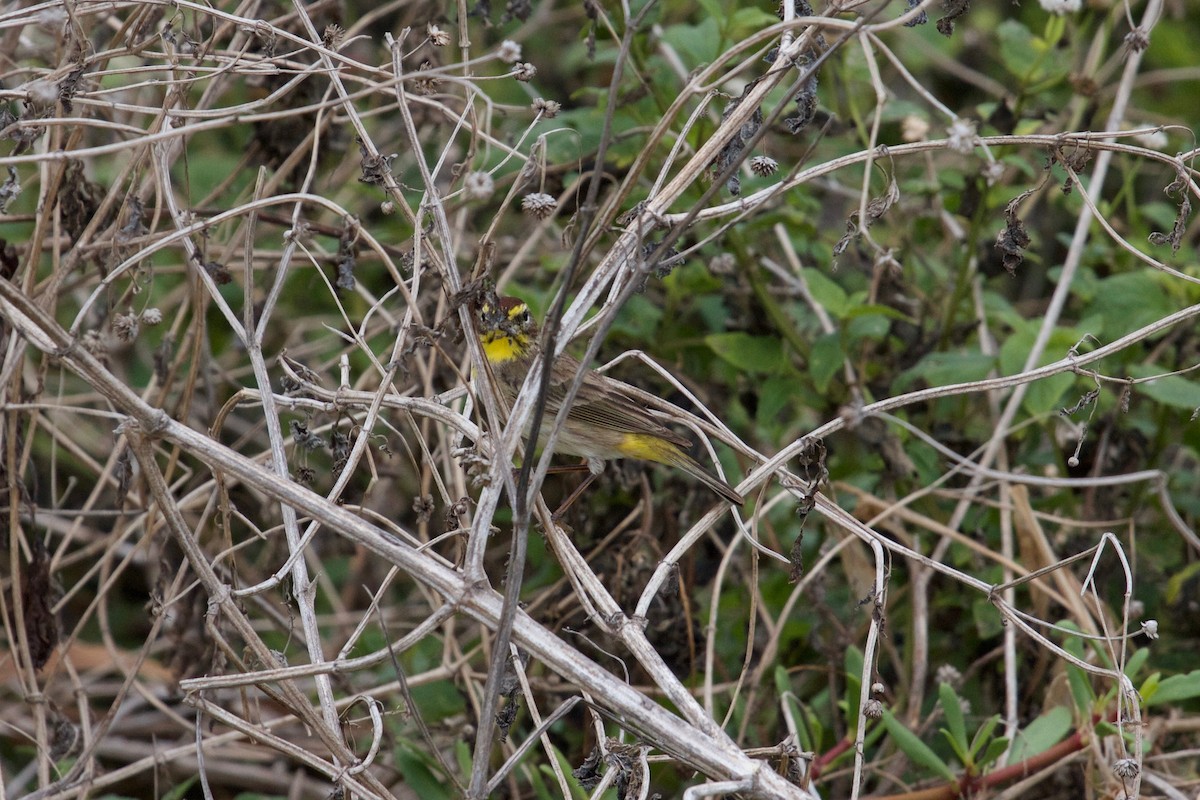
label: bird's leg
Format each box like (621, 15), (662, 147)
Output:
(552, 460), (601, 520)
(509, 462), (588, 484)
(543, 463), (591, 475)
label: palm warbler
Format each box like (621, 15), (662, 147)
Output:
(475, 293), (744, 506)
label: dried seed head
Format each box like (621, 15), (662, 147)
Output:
(81, 329), (106, 355)
(708, 253), (736, 275)
(428, 24), (450, 46)
(947, 118), (977, 154)
(112, 313), (139, 342)
(463, 171), (495, 200)
(864, 699), (884, 720)
(749, 155), (778, 176)
(23, 78), (59, 111)
(532, 97), (561, 118)
(1112, 758), (1139, 780)
(323, 23), (344, 48)
(983, 160), (1004, 186)
(512, 62), (537, 81)
(521, 192), (556, 219)
(140, 307), (163, 326)
(935, 664), (963, 687)
(497, 40), (522, 63)
(901, 114), (929, 142)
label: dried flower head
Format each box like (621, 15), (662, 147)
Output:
(947, 117), (977, 154)
(708, 253), (736, 275)
(81, 329), (106, 356)
(512, 62), (537, 81)
(412, 494), (435, 522)
(140, 307), (163, 326)
(901, 114), (930, 142)
(23, 78), (59, 111)
(1112, 758), (1139, 780)
(428, 24), (450, 46)
(323, 23), (344, 48)
(521, 192), (556, 219)
(412, 61), (441, 95)
(463, 171), (495, 200)
(749, 155), (778, 176)
(935, 664), (963, 688)
(497, 40), (522, 63)
(864, 699), (884, 720)
(532, 97), (561, 118)
(112, 313), (139, 342)
(983, 160), (1004, 186)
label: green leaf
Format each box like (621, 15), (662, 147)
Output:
(997, 324), (1078, 417)
(1166, 562), (1200, 603)
(775, 665), (792, 697)
(969, 714), (1001, 760)
(843, 645), (864, 736)
(1089, 272), (1175, 341)
(845, 312), (891, 345)
(1139, 672), (1161, 706)
(972, 597), (1004, 639)
(998, 20), (1038, 79)
(1123, 647), (1150, 679)
(843, 303), (912, 324)
(1145, 670), (1200, 707)
(658, 17), (722, 65)
(1126, 364), (1200, 410)
(979, 736), (1010, 770)
(757, 375), (807, 427)
(1066, 663), (1094, 715)
(729, 6), (781, 31)
(804, 270), (850, 317)
(939, 683), (969, 763)
(898, 350), (997, 391)
(706, 332), (789, 374)
(882, 710), (957, 782)
(161, 778), (198, 800)
(612, 294), (662, 340)
(996, 19), (1068, 85)
(1006, 706), (1072, 765)
(844, 645), (864, 681)
(396, 746), (454, 800)
(795, 700), (823, 752)
(810, 333), (843, 393)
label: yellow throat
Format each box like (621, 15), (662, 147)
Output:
(480, 300), (533, 364)
(481, 329), (531, 364)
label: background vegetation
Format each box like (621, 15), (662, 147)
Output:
(2, 0), (1199, 797)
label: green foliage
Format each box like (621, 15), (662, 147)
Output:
(1144, 670), (1200, 708)
(1007, 706), (1073, 765)
(882, 710), (957, 783)
(4, 0), (1199, 795)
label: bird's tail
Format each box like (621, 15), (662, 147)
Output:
(667, 447), (745, 506)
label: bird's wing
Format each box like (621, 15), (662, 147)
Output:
(548, 367), (692, 448)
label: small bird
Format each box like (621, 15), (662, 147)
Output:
(474, 292), (744, 507)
